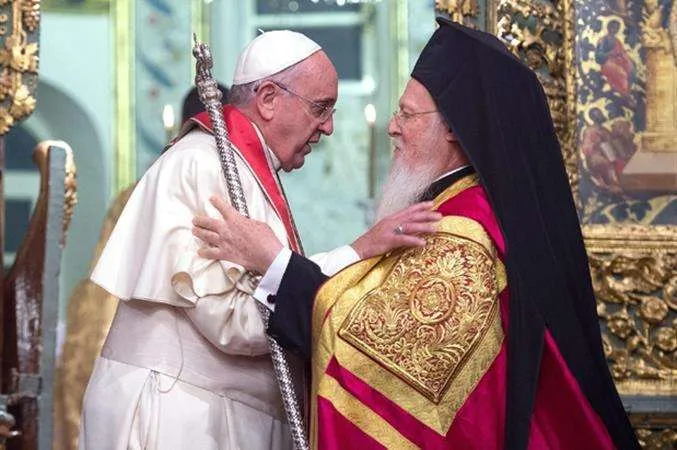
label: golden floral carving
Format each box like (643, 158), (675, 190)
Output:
(10, 82), (35, 116)
(0, 36), (38, 72)
(21, 0), (39, 32)
(0, 104), (13, 133)
(0, 36), (38, 73)
(0, 70), (36, 123)
(434, 0), (480, 28)
(338, 233), (501, 403)
(607, 310), (634, 339)
(655, 327), (677, 353)
(635, 427), (677, 449)
(0, 67), (11, 100)
(590, 251), (677, 389)
(0, 0), (40, 135)
(640, 298), (669, 325)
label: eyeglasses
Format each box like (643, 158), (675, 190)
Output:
(271, 81), (336, 123)
(392, 108), (439, 124)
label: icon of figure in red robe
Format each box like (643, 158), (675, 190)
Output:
(581, 108), (636, 194)
(595, 20), (636, 99)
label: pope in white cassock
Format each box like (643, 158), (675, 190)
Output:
(78, 31), (360, 450)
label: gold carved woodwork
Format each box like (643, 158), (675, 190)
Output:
(0, 0), (39, 135)
(494, 0), (577, 196)
(33, 141), (76, 241)
(21, 1), (39, 33)
(585, 226), (677, 395)
(636, 429), (677, 449)
(434, 0), (480, 29)
(632, 410), (677, 448)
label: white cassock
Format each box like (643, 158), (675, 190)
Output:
(78, 127), (358, 450)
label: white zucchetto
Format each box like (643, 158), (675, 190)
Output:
(232, 30), (322, 85)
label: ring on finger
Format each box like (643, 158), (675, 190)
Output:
(394, 224), (405, 235)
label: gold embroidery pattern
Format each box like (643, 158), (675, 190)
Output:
(338, 233), (500, 403)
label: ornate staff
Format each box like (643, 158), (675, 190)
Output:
(192, 35), (309, 450)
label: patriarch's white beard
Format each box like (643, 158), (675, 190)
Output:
(375, 153), (440, 221)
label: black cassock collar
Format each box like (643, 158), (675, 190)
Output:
(419, 166), (476, 202)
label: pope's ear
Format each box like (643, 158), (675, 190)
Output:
(255, 81), (278, 120)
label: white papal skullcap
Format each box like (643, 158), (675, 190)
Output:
(232, 30), (322, 85)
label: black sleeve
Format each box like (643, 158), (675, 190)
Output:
(267, 251), (328, 361)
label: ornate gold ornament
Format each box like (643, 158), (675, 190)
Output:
(586, 227), (677, 394)
(21, 0), (39, 32)
(339, 232), (503, 403)
(0, 0), (39, 135)
(494, 0), (577, 193)
(635, 427), (677, 449)
(434, 0), (480, 29)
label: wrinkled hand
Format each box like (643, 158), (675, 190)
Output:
(192, 196), (283, 274)
(352, 202), (442, 259)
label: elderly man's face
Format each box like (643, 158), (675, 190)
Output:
(387, 79), (448, 175)
(272, 51), (338, 172)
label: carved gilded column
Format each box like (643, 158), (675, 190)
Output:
(0, 0), (39, 135)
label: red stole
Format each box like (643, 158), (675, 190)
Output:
(183, 106), (302, 253)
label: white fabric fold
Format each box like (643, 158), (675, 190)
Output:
(79, 357), (291, 450)
(91, 129), (289, 356)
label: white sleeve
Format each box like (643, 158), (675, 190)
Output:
(309, 245), (360, 276)
(252, 248), (292, 312)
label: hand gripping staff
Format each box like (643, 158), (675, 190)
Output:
(192, 35), (309, 450)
